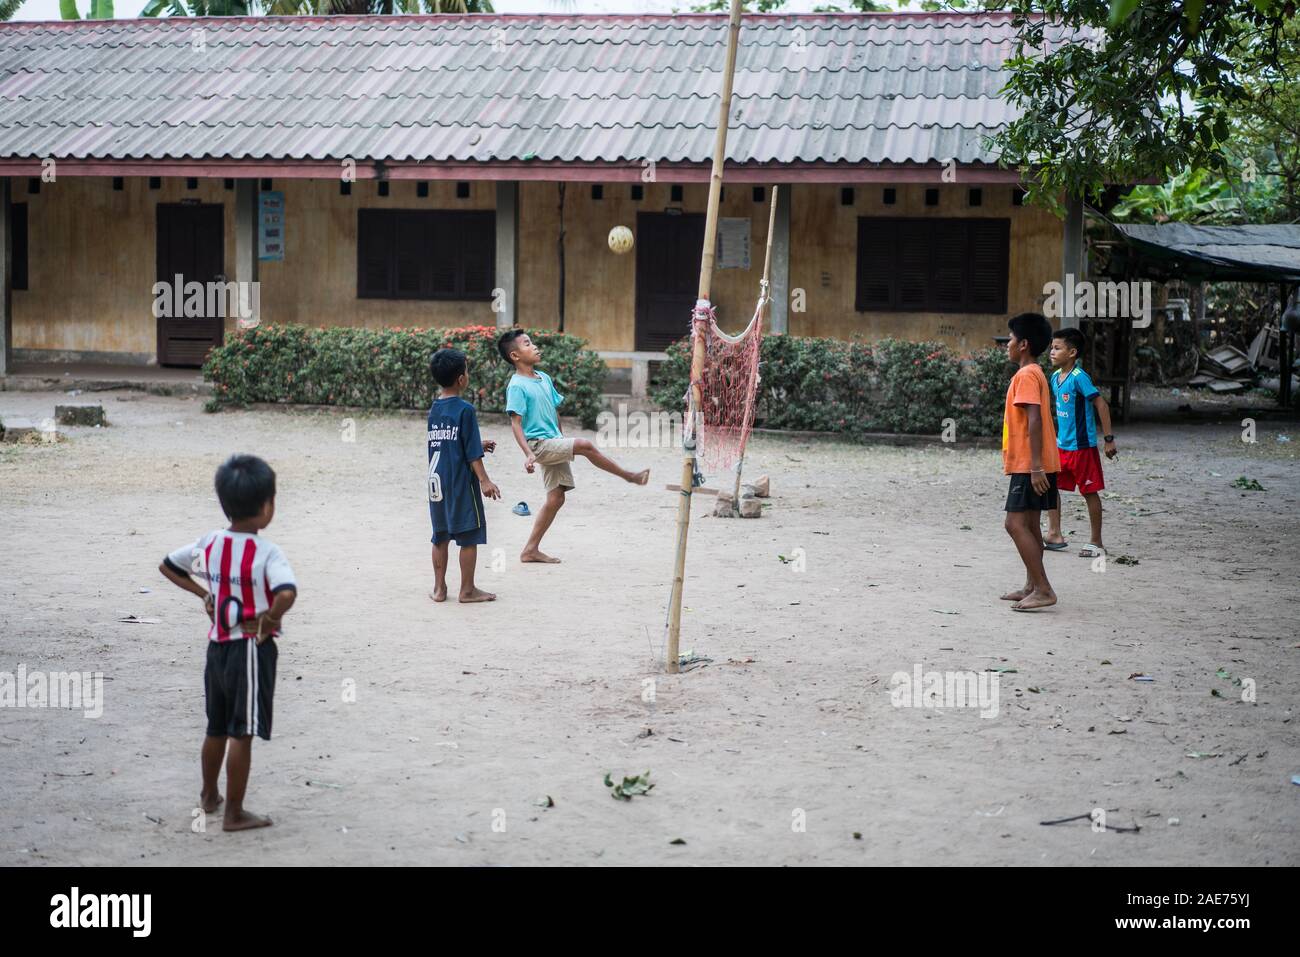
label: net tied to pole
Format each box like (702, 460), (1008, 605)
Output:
(685, 292), (763, 473)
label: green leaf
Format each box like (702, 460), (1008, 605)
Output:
(1185, 0), (1205, 34)
(1108, 0), (1140, 28)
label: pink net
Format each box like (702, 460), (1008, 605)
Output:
(687, 297), (763, 473)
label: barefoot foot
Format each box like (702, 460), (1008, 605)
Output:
(520, 549), (561, 564)
(1011, 589), (1058, 612)
(1000, 585), (1032, 602)
(459, 587), (497, 603)
(626, 469), (650, 486)
(223, 810), (272, 832)
(200, 791), (223, 814)
(429, 586), (448, 603)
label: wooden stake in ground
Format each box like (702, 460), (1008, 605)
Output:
(729, 184), (779, 509)
(666, 0), (744, 674)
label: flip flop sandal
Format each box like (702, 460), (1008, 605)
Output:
(1044, 541), (1069, 551)
(1078, 544), (1106, 558)
(511, 501), (531, 517)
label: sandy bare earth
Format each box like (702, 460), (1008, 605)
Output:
(1, 389), (1297, 866)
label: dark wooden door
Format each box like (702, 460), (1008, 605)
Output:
(156, 204), (225, 367)
(635, 212), (706, 352)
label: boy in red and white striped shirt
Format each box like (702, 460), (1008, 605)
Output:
(159, 454), (297, 832)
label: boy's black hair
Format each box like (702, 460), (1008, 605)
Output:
(497, 328), (527, 365)
(215, 454), (276, 521)
(1053, 327), (1086, 358)
(1007, 312), (1053, 358)
(430, 347), (468, 388)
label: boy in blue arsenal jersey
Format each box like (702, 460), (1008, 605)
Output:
(427, 348), (501, 603)
(1043, 328), (1118, 558)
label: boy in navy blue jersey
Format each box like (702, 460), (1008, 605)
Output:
(427, 348), (501, 603)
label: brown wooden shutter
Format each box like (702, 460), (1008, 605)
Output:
(855, 217), (896, 310)
(931, 221), (968, 312)
(460, 211), (496, 299)
(10, 202), (28, 291)
(428, 215), (460, 297)
(968, 218), (1010, 313)
(897, 220), (929, 310)
(357, 210), (394, 298)
(393, 212), (425, 298)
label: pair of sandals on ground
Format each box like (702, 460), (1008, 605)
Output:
(1044, 537), (1106, 557)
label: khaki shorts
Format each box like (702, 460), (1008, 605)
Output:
(528, 437), (576, 492)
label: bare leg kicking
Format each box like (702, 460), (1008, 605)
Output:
(572, 438), (648, 485)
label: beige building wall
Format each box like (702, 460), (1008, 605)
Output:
(13, 177), (1062, 362)
(789, 182), (1062, 351)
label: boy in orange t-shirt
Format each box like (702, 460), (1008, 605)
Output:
(1000, 312), (1061, 611)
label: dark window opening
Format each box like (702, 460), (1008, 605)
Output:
(186, 177), (199, 190)
(968, 187), (983, 207)
(856, 216), (1009, 314)
(259, 178), (272, 192)
(27, 178), (40, 195)
(417, 181), (429, 198)
(841, 187), (855, 206)
(924, 188), (939, 206)
(112, 177), (124, 191)
(149, 177), (161, 190)
(357, 209), (495, 302)
(883, 187), (897, 205)
(1012, 187), (1027, 207)
(456, 182), (470, 199)
(11, 202), (28, 290)
(753, 186), (765, 203)
(223, 179), (234, 190)
(591, 184), (604, 200)
(670, 184), (683, 203)
(631, 184), (644, 201)
(341, 181), (352, 196)
(378, 181), (390, 197)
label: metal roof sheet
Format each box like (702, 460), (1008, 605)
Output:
(0, 12), (1078, 167)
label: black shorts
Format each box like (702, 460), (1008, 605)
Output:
(205, 637), (277, 740)
(1005, 472), (1059, 512)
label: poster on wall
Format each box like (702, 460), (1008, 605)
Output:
(258, 190), (285, 261)
(716, 217), (751, 270)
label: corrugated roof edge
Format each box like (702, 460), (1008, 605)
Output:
(0, 10), (1032, 29)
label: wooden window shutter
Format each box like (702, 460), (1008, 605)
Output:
(968, 219), (1010, 313)
(896, 221), (930, 310)
(357, 210), (394, 298)
(855, 217), (896, 310)
(393, 212), (426, 298)
(460, 211), (496, 299)
(12, 202), (28, 291)
(931, 221), (969, 312)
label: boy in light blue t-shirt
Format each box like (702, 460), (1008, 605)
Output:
(497, 329), (649, 564)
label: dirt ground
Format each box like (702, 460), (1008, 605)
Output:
(1, 389), (1297, 866)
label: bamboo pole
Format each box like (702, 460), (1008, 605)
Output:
(666, 0), (743, 674)
(730, 185), (778, 508)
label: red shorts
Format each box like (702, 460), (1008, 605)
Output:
(1058, 447), (1105, 494)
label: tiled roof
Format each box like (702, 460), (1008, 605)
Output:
(0, 13), (1080, 168)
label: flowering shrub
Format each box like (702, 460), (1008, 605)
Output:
(651, 335), (1020, 437)
(203, 324), (607, 429)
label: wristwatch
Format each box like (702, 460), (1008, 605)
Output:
(1103, 434), (1115, 442)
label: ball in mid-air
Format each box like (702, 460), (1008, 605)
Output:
(608, 225), (634, 255)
